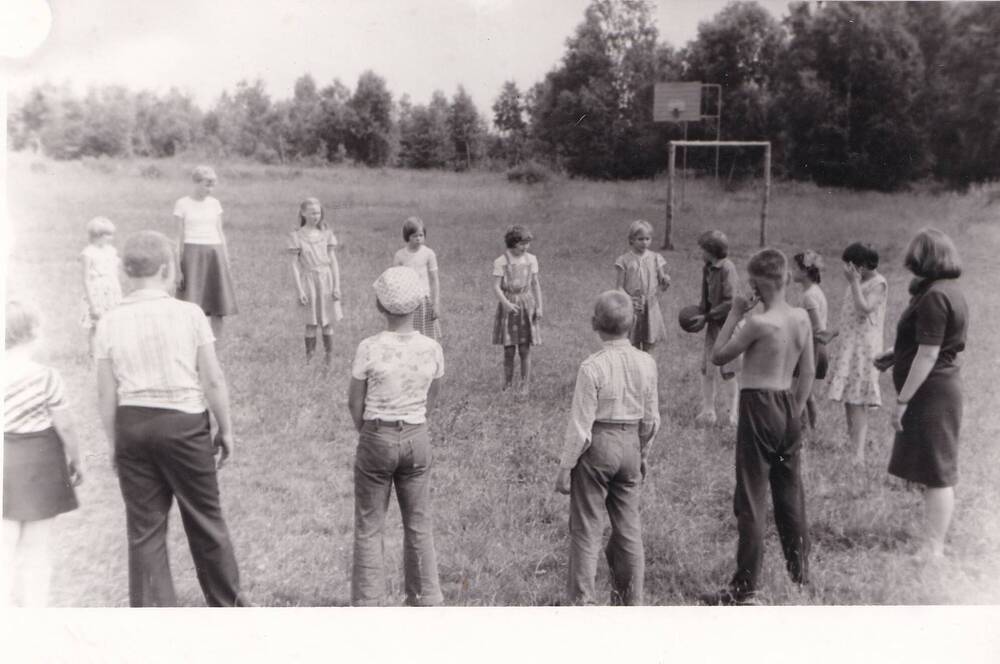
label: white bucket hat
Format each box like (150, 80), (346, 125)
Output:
(373, 266), (426, 315)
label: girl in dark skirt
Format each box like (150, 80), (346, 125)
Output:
(492, 225), (543, 393)
(879, 228), (968, 560)
(3, 300), (83, 607)
(174, 165), (238, 339)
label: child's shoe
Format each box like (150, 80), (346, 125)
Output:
(698, 588), (758, 606)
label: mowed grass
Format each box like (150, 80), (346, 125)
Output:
(6, 154), (1000, 606)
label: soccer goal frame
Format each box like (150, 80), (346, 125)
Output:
(661, 140), (772, 250)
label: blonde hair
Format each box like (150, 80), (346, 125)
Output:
(747, 248), (788, 287)
(904, 227), (962, 279)
(627, 219), (654, 241)
(6, 299), (39, 348)
(298, 197), (326, 228)
(192, 165), (217, 184)
(86, 216), (116, 240)
(122, 231), (174, 278)
(593, 290), (634, 335)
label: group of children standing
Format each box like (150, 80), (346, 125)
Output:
(5, 162), (893, 607)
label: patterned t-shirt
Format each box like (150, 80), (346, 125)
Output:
(4, 358), (68, 433)
(351, 331), (444, 423)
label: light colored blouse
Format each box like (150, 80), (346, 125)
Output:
(394, 245), (438, 294)
(174, 196), (223, 244)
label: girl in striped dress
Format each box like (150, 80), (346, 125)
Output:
(289, 198), (342, 365)
(393, 217), (441, 341)
(492, 225), (543, 393)
(3, 300), (83, 607)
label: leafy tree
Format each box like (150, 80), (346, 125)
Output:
(79, 86), (136, 157)
(528, 0), (662, 178)
(346, 70), (396, 166)
(682, 0), (785, 160)
(448, 86), (486, 170)
(491, 80), (527, 164)
(208, 79), (277, 158)
(398, 90), (453, 169)
(775, 2), (928, 190)
(926, 3), (1000, 186)
(133, 89), (202, 157)
(317, 79), (353, 162)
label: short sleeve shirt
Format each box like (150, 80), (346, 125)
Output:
(288, 228), (338, 271)
(351, 331), (445, 423)
(800, 284), (829, 331)
(892, 278), (968, 389)
(174, 196), (223, 244)
(4, 359), (68, 433)
(703, 258), (739, 310)
(492, 252), (539, 278)
(95, 289), (216, 413)
(394, 245), (438, 293)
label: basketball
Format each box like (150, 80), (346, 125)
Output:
(678, 304), (706, 333)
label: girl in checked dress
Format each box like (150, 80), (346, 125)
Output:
(492, 225), (543, 393)
(79, 217), (122, 357)
(289, 198), (342, 365)
(827, 242), (887, 463)
(393, 216), (441, 341)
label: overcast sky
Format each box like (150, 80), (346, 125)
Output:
(4, 0), (795, 111)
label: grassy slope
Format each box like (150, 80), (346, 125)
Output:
(6, 154), (1000, 606)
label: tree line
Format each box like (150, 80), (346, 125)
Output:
(7, 1), (1000, 190)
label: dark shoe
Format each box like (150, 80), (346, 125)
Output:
(698, 588), (758, 606)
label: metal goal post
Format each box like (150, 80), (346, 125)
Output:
(661, 140), (772, 250)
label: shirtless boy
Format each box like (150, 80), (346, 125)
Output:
(700, 248), (815, 605)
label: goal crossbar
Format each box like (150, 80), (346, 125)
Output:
(661, 140), (772, 250)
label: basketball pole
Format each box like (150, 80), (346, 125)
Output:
(663, 142), (676, 250)
(760, 143), (771, 247)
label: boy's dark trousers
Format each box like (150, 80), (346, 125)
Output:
(114, 406), (246, 607)
(568, 422), (644, 606)
(730, 390), (810, 597)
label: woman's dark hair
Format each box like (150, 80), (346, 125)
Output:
(841, 242), (879, 270)
(793, 252), (822, 284)
(504, 225), (533, 249)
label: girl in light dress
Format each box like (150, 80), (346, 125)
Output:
(289, 198), (342, 365)
(792, 250), (832, 429)
(393, 217), (441, 341)
(174, 165), (237, 339)
(614, 219), (670, 353)
(492, 225), (543, 393)
(80, 217), (122, 357)
(826, 242), (888, 463)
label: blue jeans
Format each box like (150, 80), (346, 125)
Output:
(351, 420), (443, 606)
(568, 422), (644, 605)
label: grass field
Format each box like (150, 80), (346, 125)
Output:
(5, 153), (1000, 606)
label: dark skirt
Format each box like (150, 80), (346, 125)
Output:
(179, 243), (238, 316)
(888, 371), (962, 488)
(3, 428), (79, 521)
(492, 291), (540, 346)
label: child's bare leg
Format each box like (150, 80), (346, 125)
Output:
(723, 375), (740, 427)
(503, 346), (516, 390)
(210, 315), (224, 340)
(321, 324), (334, 366)
(2, 520), (19, 606)
(845, 403), (868, 462)
(923, 487), (954, 557)
(697, 372), (717, 426)
(518, 343), (532, 393)
(805, 395), (818, 430)
(16, 518), (54, 607)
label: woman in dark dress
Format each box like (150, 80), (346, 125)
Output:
(879, 228), (967, 559)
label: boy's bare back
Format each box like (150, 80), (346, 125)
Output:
(740, 303), (812, 391)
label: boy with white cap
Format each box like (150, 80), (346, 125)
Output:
(347, 266), (445, 606)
